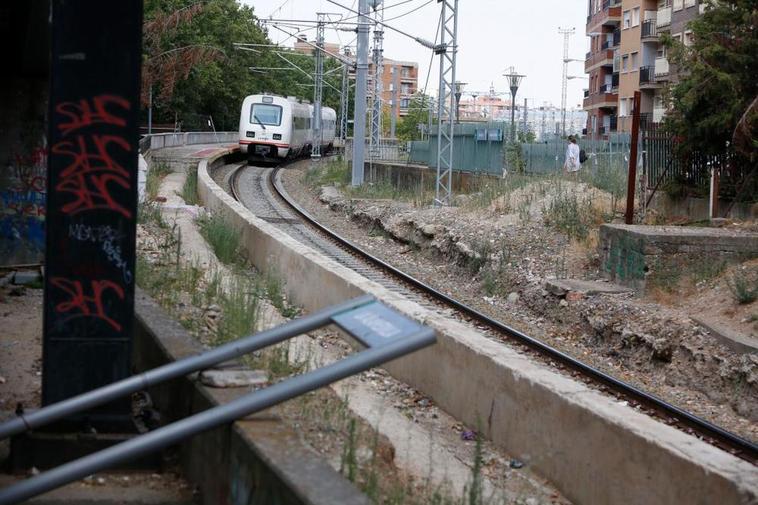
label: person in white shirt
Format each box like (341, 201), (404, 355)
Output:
(564, 135), (581, 174)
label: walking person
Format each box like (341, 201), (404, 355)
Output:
(564, 135), (582, 175)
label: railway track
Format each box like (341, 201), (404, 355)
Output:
(227, 159), (758, 465)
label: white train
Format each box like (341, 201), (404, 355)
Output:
(239, 94), (336, 162)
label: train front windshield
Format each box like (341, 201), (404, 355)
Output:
(250, 104), (282, 126)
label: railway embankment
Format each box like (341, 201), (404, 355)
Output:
(195, 150), (758, 505)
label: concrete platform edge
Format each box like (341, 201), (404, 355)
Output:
(196, 152), (758, 505)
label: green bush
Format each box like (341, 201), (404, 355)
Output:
(197, 212), (242, 265)
(726, 271), (758, 304)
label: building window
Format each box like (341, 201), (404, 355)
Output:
(401, 84), (412, 95)
(684, 30), (694, 46)
(401, 67), (411, 78)
(623, 10), (631, 28)
(622, 54), (629, 71)
(400, 98), (410, 109)
(631, 51), (639, 70)
(632, 7), (640, 26)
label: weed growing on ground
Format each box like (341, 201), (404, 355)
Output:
(465, 239), (492, 274)
(196, 212), (242, 266)
(264, 270), (299, 318)
(138, 201), (167, 227)
(580, 159), (626, 215)
(214, 275), (260, 345)
(180, 168), (199, 205)
(690, 255), (727, 285)
(305, 157), (351, 187)
(145, 163), (172, 201)
(726, 270), (758, 304)
(542, 191), (601, 242)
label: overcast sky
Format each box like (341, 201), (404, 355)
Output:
(241, 0), (589, 109)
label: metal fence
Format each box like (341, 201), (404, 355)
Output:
(407, 122), (514, 176)
(521, 134), (633, 174)
(641, 123), (757, 203)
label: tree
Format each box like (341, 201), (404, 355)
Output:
(396, 93), (434, 141)
(142, 0), (344, 131)
(663, 0), (757, 162)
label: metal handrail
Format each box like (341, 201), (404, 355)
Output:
(0, 295), (436, 504)
(0, 295), (366, 440)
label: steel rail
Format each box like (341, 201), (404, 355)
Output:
(258, 163), (758, 465)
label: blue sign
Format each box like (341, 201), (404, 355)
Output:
(488, 129), (503, 142)
(332, 301), (424, 348)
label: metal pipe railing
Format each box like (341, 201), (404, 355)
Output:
(0, 295), (375, 440)
(0, 323), (435, 505)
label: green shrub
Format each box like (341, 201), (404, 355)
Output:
(726, 271), (758, 304)
(197, 212), (242, 265)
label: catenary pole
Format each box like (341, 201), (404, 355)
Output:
(351, 0), (370, 186)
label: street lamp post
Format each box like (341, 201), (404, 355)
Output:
(503, 67), (525, 142)
(454, 81), (467, 123)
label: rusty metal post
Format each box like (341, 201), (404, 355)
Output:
(625, 91), (641, 225)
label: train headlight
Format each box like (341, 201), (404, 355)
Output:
(273, 134), (282, 140)
(246, 131), (255, 138)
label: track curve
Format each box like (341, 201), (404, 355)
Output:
(226, 159), (758, 465)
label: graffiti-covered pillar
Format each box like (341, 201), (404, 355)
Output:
(0, 1), (49, 265)
(43, 1), (142, 428)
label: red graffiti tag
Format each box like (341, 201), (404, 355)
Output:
(52, 134), (132, 218)
(14, 147), (48, 167)
(55, 95), (130, 136)
(51, 278), (125, 331)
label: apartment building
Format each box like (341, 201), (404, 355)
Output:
(349, 57), (419, 119)
(584, 0), (621, 139)
(583, 0), (703, 138)
(293, 35), (341, 58)
(367, 58), (419, 119)
(651, 0), (703, 122)
(293, 36), (419, 120)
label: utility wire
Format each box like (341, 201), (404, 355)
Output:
(325, 0), (437, 48)
(383, 0), (435, 23)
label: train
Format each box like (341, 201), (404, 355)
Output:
(238, 94), (337, 162)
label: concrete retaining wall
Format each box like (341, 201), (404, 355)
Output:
(143, 132), (238, 151)
(132, 288), (368, 505)
(197, 151), (758, 505)
(647, 191), (756, 221)
(600, 224), (758, 290)
(358, 161), (500, 194)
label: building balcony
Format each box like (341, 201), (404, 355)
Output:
(583, 88), (618, 110)
(641, 20), (658, 40)
(657, 6), (672, 27)
(654, 57), (670, 78)
(601, 39), (612, 50)
(653, 106), (666, 123)
(639, 66), (662, 88)
(585, 49), (614, 73)
(586, 0), (622, 34)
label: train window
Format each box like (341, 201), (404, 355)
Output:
(251, 104), (282, 126)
